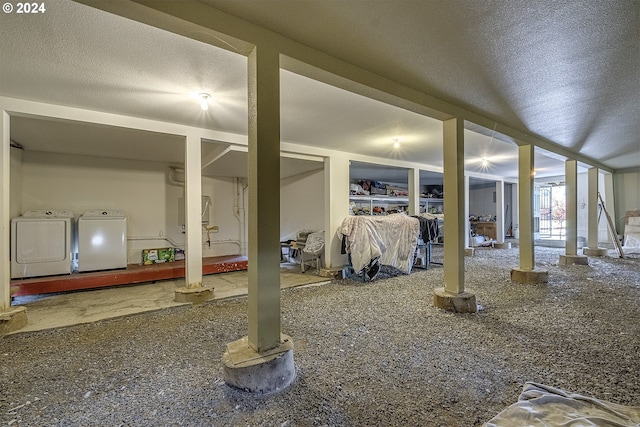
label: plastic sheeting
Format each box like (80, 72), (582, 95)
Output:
(485, 382), (640, 427)
(340, 214), (419, 274)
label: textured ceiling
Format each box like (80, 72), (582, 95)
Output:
(207, 0), (640, 170)
(1, 0), (637, 185)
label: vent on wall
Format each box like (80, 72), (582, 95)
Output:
(178, 196), (211, 228)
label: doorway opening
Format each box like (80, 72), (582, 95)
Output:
(539, 183), (566, 240)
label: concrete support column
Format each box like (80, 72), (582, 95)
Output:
(222, 45), (295, 394)
(560, 160), (588, 265)
(323, 154), (349, 273)
(174, 134), (213, 304)
(0, 110), (27, 334)
(433, 118), (476, 313)
(464, 175), (474, 256)
(408, 168), (420, 216)
(511, 144), (548, 283)
(583, 168), (607, 256)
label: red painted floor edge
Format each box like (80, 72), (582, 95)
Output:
(10, 255), (248, 297)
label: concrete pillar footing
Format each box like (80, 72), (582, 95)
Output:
(583, 247), (608, 257)
(511, 268), (549, 284)
(433, 287), (477, 313)
(174, 286), (214, 304)
(559, 254), (589, 266)
(222, 334), (296, 394)
(494, 242), (511, 249)
(465, 247), (475, 257)
(1, 306), (28, 334)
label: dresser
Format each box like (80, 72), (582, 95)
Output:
(473, 221), (497, 240)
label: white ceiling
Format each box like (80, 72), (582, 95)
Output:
(1, 0), (638, 185)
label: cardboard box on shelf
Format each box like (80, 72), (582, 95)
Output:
(142, 247), (175, 265)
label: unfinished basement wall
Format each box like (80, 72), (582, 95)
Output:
(9, 145), (22, 219)
(280, 168), (324, 242)
(614, 171), (640, 235)
(20, 151), (243, 264)
(469, 184), (496, 218)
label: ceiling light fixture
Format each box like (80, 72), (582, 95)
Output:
(392, 136), (402, 148)
(198, 93), (211, 111)
(481, 157), (489, 167)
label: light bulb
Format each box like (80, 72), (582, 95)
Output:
(198, 93), (211, 111)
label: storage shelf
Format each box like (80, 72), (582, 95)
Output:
(349, 196), (443, 215)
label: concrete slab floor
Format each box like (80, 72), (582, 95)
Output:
(9, 263), (331, 334)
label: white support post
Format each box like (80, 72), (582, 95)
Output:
(324, 154), (350, 270)
(0, 109), (27, 333)
(495, 180), (505, 244)
(583, 167), (608, 257)
(566, 160), (578, 256)
(511, 144), (548, 283)
(246, 45), (282, 353)
(464, 175), (471, 250)
(588, 167), (599, 248)
(559, 160), (588, 265)
(603, 173), (616, 242)
(408, 168), (420, 216)
(222, 44), (295, 395)
(512, 183), (519, 239)
(518, 145), (535, 270)
(433, 117), (476, 313)
(185, 133), (203, 288)
(1, 111), (10, 312)
(174, 134), (213, 304)
(443, 118), (465, 294)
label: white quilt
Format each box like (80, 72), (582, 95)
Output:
(485, 382), (640, 427)
(340, 214), (419, 274)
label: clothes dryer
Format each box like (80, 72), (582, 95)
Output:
(11, 210), (76, 279)
(77, 210), (127, 272)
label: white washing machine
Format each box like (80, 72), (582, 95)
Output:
(11, 210), (76, 279)
(77, 210), (127, 272)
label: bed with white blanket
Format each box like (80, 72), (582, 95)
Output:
(339, 214), (419, 277)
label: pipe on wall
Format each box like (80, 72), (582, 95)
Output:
(233, 177), (248, 256)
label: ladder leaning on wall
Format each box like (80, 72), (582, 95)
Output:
(598, 192), (625, 259)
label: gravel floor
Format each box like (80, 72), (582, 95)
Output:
(2, 246), (639, 426)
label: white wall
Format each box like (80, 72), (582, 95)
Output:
(19, 151), (244, 264)
(9, 146), (22, 218)
(280, 169), (324, 241)
(469, 185), (496, 218)
(614, 171), (640, 233)
(577, 172), (588, 243)
(201, 176), (245, 257)
(18, 149), (325, 264)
